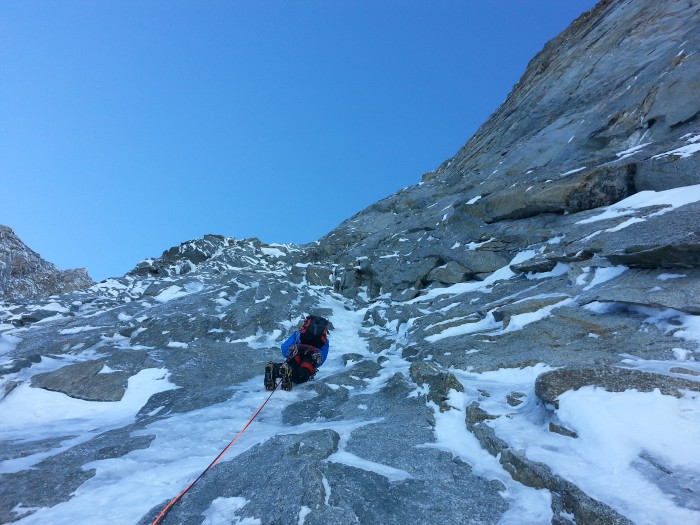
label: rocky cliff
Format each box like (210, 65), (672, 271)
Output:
(0, 225), (94, 302)
(1, 1), (699, 524)
(317, 0), (700, 301)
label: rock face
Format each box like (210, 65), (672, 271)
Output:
(1, 1), (700, 524)
(315, 0), (700, 302)
(0, 225), (94, 301)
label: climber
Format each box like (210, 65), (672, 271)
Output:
(264, 315), (330, 392)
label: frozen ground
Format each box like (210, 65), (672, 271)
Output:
(2, 286), (699, 524)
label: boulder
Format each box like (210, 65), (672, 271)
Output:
(305, 265), (334, 286)
(409, 361), (464, 411)
(426, 260), (471, 284)
(466, 401), (497, 427)
(459, 249), (511, 275)
(535, 366), (700, 408)
(31, 360), (130, 402)
(510, 256), (558, 274)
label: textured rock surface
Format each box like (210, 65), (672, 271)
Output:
(30, 360), (129, 402)
(499, 449), (635, 525)
(0, 225), (94, 301)
(409, 361), (464, 410)
(535, 366), (700, 408)
(315, 0), (700, 302)
(1, 1), (699, 524)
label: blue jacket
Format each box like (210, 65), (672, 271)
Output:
(281, 330), (329, 366)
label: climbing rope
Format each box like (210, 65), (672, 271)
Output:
(151, 381), (280, 525)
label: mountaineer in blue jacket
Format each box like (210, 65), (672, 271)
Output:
(264, 315), (330, 392)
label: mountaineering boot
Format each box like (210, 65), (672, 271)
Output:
(264, 362), (276, 391)
(279, 363), (293, 392)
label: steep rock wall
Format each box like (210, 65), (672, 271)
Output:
(316, 0), (700, 302)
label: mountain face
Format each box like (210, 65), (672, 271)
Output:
(0, 226), (94, 302)
(1, 1), (699, 525)
(316, 0), (700, 301)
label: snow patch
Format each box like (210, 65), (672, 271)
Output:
(0, 368), (177, 474)
(427, 378), (554, 524)
(154, 285), (189, 303)
(576, 185), (700, 225)
(201, 497), (260, 525)
(615, 142), (652, 160)
(413, 249), (538, 302)
(582, 266), (628, 291)
(658, 273), (687, 281)
(297, 506), (312, 525)
(466, 195), (482, 205)
(261, 247), (286, 258)
(493, 298), (574, 334)
(653, 134), (700, 159)
(58, 326), (101, 335)
(560, 167), (586, 177)
(426, 314), (500, 342)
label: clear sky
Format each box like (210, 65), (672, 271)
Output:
(1, 1), (598, 282)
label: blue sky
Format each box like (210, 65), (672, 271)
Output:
(1, 1), (598, 282)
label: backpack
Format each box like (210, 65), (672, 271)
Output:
(299, 315), (329, 349)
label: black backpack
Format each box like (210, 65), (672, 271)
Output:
(299, 315), (329, 349)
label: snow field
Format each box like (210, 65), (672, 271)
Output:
(442, 351), (700, 524)
(4, 261), (700, 524)
(426, 365), (700, 525)
(323, 295), (559, 523)
(392, 249), (700, 524)
(426, 388), (554, 525)
(5, 294), (400, 524)
(201, 497), (260, 525)
(7, 372), (315, 525)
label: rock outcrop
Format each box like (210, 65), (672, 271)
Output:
(315, 0), (700, 302)
(0, 225), (94, 301)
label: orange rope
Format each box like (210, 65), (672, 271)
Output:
(151, 382), (279, 525)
